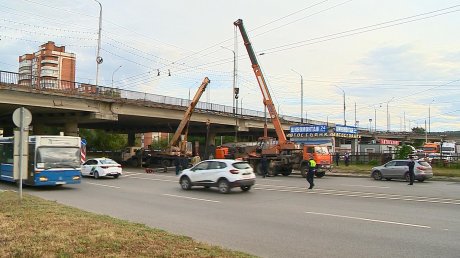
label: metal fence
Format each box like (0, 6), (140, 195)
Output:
(0, 70), (330, 125)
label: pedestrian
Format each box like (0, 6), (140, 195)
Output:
(306, 157), (316, 189)
(344, 152), (350, 166)
(174, 157), (181, 175)
(181, 156), (189, 170)
(261, 155), (268, 178)
(407, 156), (415, 185)
(335, 152), (340, 166)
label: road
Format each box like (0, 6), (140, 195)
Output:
(2, 169), (460, 258)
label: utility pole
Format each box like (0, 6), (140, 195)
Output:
(221, 43), (238, 142)
(291, 69), (303, 124)
(94, 0), (103, 86)
(335, 86), (346, 125)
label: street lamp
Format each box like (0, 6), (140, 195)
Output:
(291, 69), (304, 124)
(93, 0), (103, 86)
(111, 65), (122, 88)
(386, 97), (395, 132)
(221, 45), (238, 141)
(369, 118), (373, 132)
(428, 99), (434, 133)
(335, 86), (346, 125)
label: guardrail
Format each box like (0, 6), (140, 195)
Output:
(0, 70), (329, 125)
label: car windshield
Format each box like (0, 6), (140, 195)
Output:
(100, 159), (118, 165)
(232, 162), (251, 169)
(36, 147), (80, 169)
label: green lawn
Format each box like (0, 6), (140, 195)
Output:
(0, 191), (256, 258)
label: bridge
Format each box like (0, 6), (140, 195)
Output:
(0, 70), (455, 146)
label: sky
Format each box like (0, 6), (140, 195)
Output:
(1, 0), (459, 132)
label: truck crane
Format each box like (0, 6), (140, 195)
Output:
(234, 19), (297, 176)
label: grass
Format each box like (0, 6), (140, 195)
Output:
(0, 191), (256, 258)
(332, 162), (460, 178)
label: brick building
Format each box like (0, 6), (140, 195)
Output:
(18, 41), (76, 89)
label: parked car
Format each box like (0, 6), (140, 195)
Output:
(81, 158), (122, 179)
(179, 159), (256, 193)
(370, 159), (433, 182)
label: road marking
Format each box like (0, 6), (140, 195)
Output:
(341, 184), (390, 189)
(128, 176), (177, 183)
(305, 211), (431, 229)
(86, 182), (121, 189)
(162, 194), (220, 203)
(253, 184), (460, 205)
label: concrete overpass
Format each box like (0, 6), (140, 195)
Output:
(1, 70), (456, 146)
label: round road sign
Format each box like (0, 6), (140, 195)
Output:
(12, 107), (32, 127)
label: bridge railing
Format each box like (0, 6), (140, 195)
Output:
(0, 70), (327, 125)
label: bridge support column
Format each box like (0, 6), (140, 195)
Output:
(64, 121), (79, 136)
(352, 138), (359, 155)
(205, 130), (216, 159)
(33, 123), (47, 135)
(128, 132), (136, 146)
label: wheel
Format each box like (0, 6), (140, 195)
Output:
(404, 172), (410, 182)
(372, 171), (382, 180)
(315, 171), (325, 178)
(417, 179), (425, 182)
(241, 185), (252, 192)
(218, 179), (231, 194)
(161, 159), (171, 168)
(180, 176), (192, 190)
(113, 174), (120, 179)
(300, 163), (307, 178)
(94, 171), (100, 179)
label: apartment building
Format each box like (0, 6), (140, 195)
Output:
(18, 41), (76, 89)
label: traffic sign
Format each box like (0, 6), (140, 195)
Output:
(12, 107), (32, 127)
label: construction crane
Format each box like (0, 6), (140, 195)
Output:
(234, 19), (296, 176)
(165, 77), (211, 156)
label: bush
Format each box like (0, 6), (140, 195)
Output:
(368, 159), (379, 166)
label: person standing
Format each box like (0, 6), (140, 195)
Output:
(407, 156), (415, 185)
(306, 157), (316, 189)
(335, 152), (340, 166)
(174, 157), (181, 176)
(261, 155), (268, 178)
(344, 152), (350, 166)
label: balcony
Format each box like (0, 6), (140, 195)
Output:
(41, 59), (59, 65)
(40, 69), (58, 78)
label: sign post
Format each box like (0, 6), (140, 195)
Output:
(12, 107), (32, 200)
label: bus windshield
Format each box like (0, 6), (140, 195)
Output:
(314, 146), (329, 154)
(36, 147), (80, 169)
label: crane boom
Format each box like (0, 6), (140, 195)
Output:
(169, 77), (210, 148)
(233, 19), (287, 144)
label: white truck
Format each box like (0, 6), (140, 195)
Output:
(441, 142), (456, 156)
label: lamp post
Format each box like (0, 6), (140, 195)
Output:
(93, 0), (103, 86)
(428, 99), (434, 133)
(291, 69), (303, 124)
(221, 46), (238, 141)
(369, 118), (373, 132)
(111, 65), (122, 88)
(335, 86), (346, 125)
(386, 97), (395, 132)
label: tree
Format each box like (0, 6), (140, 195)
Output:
(79, 129), (127, 151)
(395, 144), (414, 159)
(411, 127), (425, 134)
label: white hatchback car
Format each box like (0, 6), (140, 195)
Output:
(179, 159), (256, 193)
(81, 158), (122, 179)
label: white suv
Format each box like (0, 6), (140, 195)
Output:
(179, 159), (256, 193)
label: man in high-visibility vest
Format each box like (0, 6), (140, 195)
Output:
(306, 157), (316, 189)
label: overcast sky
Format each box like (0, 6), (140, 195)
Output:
(1, 0), (459, 132)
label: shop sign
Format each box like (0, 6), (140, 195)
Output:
(380, 139), (400, 145)
(335, 125), (358, 134)
(290, 125), (327, 133)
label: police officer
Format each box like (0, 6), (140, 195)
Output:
(306, 157), (316, 189)
(407, 156), (415, 185)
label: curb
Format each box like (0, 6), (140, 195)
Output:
(326, 172), (460, 182)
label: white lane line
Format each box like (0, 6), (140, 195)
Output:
(86, 182), (121, 189)
(162, 194), (220, 203)
(341, 184), (390, 189)
(305, 211), (431, 229)
(129, 176), (177, 183)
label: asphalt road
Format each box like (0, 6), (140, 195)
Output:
(2, 169), (460, 258)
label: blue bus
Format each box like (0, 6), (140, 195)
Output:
(0, 135), (82, 186)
